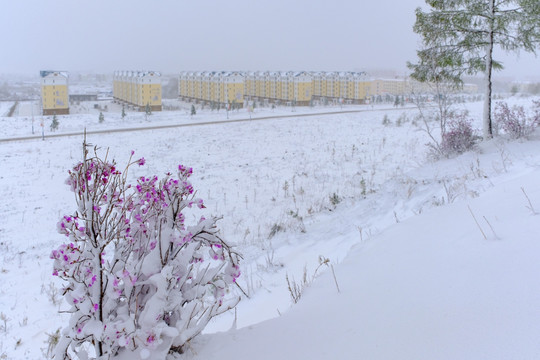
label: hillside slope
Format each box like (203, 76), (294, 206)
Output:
(187, 141), (540, 360)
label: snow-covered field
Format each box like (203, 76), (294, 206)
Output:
(0, 99), (413, 139)
(0, 98), (539, 359)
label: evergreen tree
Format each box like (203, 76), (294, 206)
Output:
(409, 0), (540, 139)
(121, 104), (126, 120)
(191, 104), (196, 117)
(99, 111), (105, 123)
(382, 114), (391, 126)
(50, 115), (59, 131)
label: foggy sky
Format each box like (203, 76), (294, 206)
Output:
(1, 0), (537, 79)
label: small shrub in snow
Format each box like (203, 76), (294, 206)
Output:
(494, 101), (539, 139)
(268, 223), (284, 239)
(396, 112), (408, 127)
(438, 111), (477, 157)
(51, 142), (241, 359)
(329, 193), (341, 207)
(285, 256), (337, 304)
(45, 329), (61, 359)
(285, 269), (308, 304)
(50, 115), (59, 131)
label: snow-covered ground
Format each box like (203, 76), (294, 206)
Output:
(0, 99), (415, 139)
(188, 143), (540, 359)
(0, 97), (539, 359)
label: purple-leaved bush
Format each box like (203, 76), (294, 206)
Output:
(51, 142), (241, 360)
(439, 111), (477, 157)
(494, 101), (540, 139)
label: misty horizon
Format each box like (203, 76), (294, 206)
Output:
(1, 0), (538, 80)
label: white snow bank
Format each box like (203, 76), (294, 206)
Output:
(187, 143), (540, 360)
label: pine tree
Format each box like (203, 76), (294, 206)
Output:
(191, 104), (196, 117)
(99, 112), (104, 123)
(409, 0), (540, 139)
(121, 104), (126, 120)
(50, 115), (59, 131)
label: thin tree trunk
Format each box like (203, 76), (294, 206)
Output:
(95, 251), (104, 358)
(483, 0), (495, 139)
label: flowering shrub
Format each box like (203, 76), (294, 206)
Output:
(494, 101), (540, 139)
(439, 111), (477, 157)
(52, 142), (241, 360)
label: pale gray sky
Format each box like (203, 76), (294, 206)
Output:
(1, 0), (537, 79)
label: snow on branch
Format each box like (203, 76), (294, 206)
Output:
(51, 140), (241, 360)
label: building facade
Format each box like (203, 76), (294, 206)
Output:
(242, 71), (371, 105)
(179, 71), (244, 107)
(178, 71), (479, 107)
(311, 72), (372, 104)
(113, 71), (162, 111)
(40, 71), (69, 115)
(242, 71), (314, 106)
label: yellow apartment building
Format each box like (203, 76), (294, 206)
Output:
(311, 71), (370, 104)
(179, 71), (244, 107)
(354, 75), (372, 101)
(312, 72), (327, 100)
(221, 72), (244, 105)
(40, 70), (69, 115)
(137, 72), (162, 111)
(242, 71), (313, 106)
(113, 71), (162, 111)
(371, 78), (408, 96)
(243, 72), (257, 101)
(292, 71), (313, 105)
(178, 71), (202, 100)
(179, 71), (202, 102)
(178, 71), (473, 107)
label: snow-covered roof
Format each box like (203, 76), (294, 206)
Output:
(115, 70), (161, 78)
(176, 70), (372, 82)
(40, 70), (68, 78)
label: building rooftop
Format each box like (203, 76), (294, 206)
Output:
(40, 70), (68, 78)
